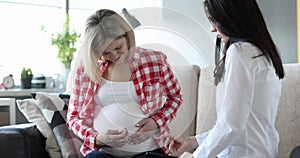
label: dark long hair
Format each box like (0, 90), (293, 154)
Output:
(203, 0), (284, 85)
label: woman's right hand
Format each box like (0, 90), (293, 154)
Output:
(164, 135), (198, 156)
(96, 128), (129, 148)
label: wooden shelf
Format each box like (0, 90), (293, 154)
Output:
(0, 98), (16, 125)
(0, 88), (64, 97)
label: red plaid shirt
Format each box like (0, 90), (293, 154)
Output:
(66, 47), (183, 156)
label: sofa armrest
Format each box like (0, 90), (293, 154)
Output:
(0, 123), (50, 158)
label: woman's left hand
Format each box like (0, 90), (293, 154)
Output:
(128, 118), (159, 145)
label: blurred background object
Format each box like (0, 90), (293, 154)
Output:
(122, 8), (141, 29)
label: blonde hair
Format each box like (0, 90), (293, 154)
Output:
(83, 9), (136, 83)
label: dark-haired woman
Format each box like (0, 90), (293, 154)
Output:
(164, 0), (284, 157)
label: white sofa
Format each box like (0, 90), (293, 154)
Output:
(3, 63), (298, 158)
(169, 63), (300, 158)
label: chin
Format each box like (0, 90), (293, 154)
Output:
(221, 38), (229, 43)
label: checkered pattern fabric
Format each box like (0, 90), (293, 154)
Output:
(67, 47), (183, 156)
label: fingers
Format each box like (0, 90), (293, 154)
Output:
(163, 135), (186, 156)
(106, 129), (121, 135)
(105, 128), (128, 138)
(128, 128), (155, 144)
(164, 136), (178, 154)
(135, 118), (158, 132)
(135, 119), (150, 133)
(164, 136), (172, 148)
(164, 134), (177, 146)
(169, 139), (177, 153)
(173, 143), (186, 156)
(127, 118), (159, 145)
(128, 131), (149, 144)
(135, 119), (147, 128)
(99, 128), (129, 147)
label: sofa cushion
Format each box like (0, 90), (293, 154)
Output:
(196, 66), (217, 134)
(16, 98), (62, 158)
(33, 92), (83, 158)
(276, 63), (300, 158)
(0, 123), (50, 158)
(168, 65), (200, 137)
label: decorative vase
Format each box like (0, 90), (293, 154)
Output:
(61, 67), (70, 91)
(21, 77), (32, 89)
(56, 63), (70, 91)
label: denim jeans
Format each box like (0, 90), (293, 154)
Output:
(84, 148), (163, 158)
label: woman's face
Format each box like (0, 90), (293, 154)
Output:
(102, 36), (129, 63)
(210, 23), (229, 43)
(206, 8), (229, 43)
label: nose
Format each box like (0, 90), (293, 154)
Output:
(110, 51), (119, 57)
(210, 24), (217, 32)
(110, 51), (120, 59)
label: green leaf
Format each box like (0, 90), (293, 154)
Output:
(44, 14), (81, 69)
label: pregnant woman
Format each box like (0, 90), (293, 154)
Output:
(66, 9), (183, 158)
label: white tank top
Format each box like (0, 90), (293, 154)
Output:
(93, 78), (158, 157)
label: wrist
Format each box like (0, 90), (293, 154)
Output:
(150, 115), (162, 129)
(190, 136), (199, 150)
(96, 134), (106, 147)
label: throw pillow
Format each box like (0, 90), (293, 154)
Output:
(33, 92), (83, 158)
(16, 98), (63, 158)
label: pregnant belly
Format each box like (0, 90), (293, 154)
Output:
(93, 102), (146, 133)
(93, 103), (158, 156)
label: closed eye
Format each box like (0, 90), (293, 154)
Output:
(102, 51), (110, 55)
(103, 43), (123, 55)
(115, 44), (122, 50)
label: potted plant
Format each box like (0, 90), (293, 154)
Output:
(41, 1), (80, 91)
(51, 15), (80, 69)
(42, 15), (80, 70)
(20, 67), (33, 89)
(41, 15), (80, 91)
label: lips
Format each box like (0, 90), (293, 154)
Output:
(115, 56), (121, 62)
(115, 53), (125, 62)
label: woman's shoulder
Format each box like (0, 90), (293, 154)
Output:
(228, 42), (262, 58)
(230, 41), (260, 51)
(227, 41), (270, 69)
(73, 62), (90, 78)
(134, 47), (167, 61)
(74, 62), (84, 73)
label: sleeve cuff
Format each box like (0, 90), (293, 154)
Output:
(151, 114), (164, 128)
(195, 131), (210, 145)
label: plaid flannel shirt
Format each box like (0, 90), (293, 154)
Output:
(66, 47), (183, 156)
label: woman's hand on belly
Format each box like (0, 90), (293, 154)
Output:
(96, 128), (129, 148)
(128, 118), (159, 145)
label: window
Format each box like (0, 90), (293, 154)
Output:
(0, 0), (162, 86)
